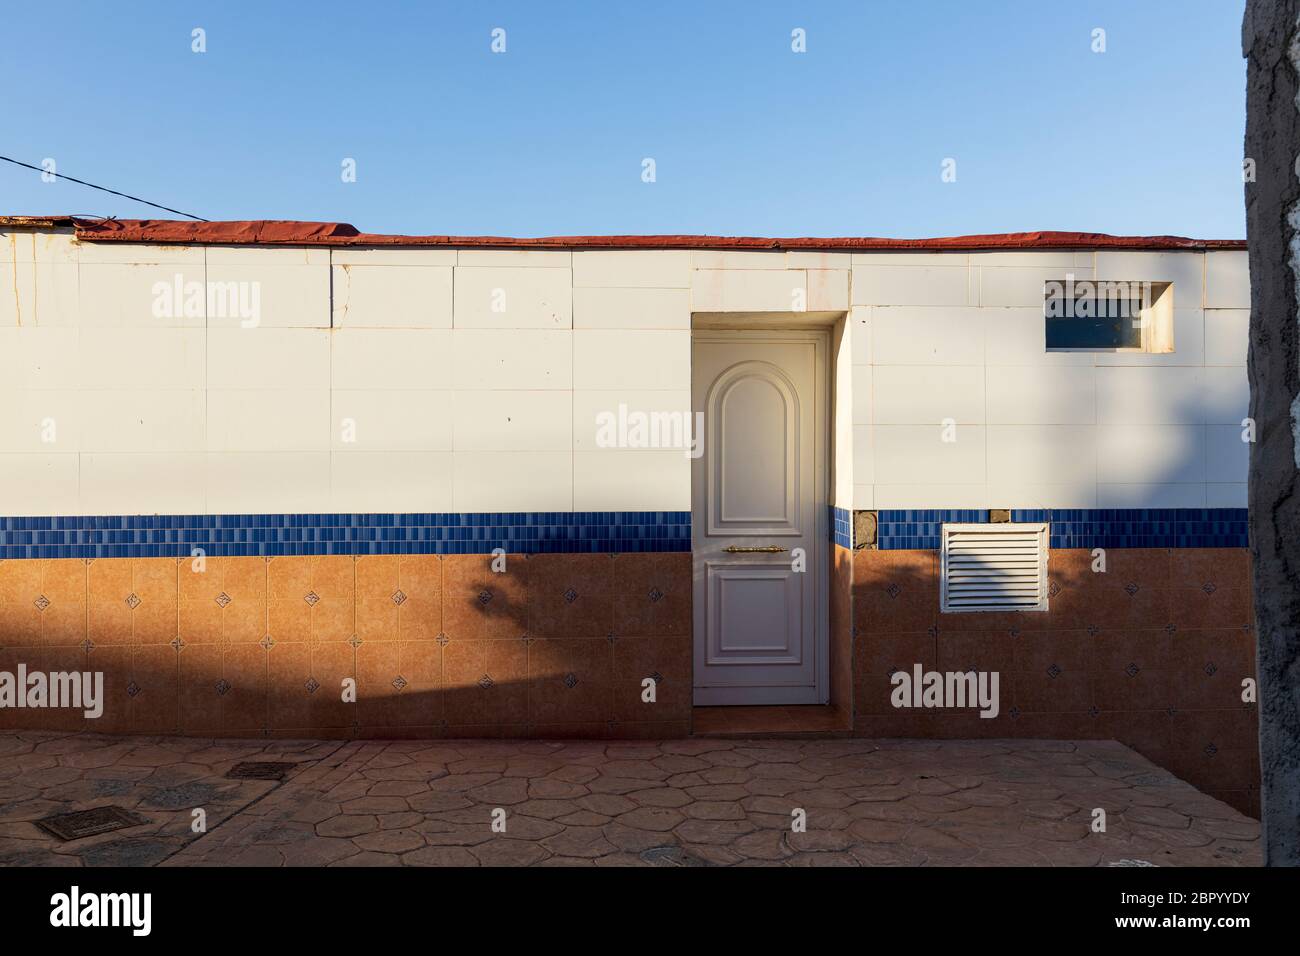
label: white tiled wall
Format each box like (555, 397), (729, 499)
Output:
(0, 229), (1250, 515)
(851, 249), (1250, 509)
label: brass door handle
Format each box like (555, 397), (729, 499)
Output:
(723, 545), (789, 553)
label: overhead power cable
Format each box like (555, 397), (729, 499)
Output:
(0, 154), (208, 221)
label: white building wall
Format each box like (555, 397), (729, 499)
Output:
(850, 249), (1250, 510)
(0, 227), (1250, 516)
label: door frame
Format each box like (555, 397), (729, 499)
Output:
(690, 327), (831, 705)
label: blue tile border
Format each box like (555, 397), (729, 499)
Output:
(0, 508), (1250, 559)
(874, 508), (1248, 550)
(830, 506), (852, 549)
(0, 511), (692, 559)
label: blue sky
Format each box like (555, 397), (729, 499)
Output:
(1, 0), (1247, 238)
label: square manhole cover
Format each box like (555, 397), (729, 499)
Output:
(35, 806), (149, 842)
(225, 761), (297, 781)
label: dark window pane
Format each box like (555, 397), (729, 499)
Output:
(1045, 298), (1143, 349)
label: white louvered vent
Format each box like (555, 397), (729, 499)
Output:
(941, 523), (1049, 613)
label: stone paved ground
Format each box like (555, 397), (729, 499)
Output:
(0, 731), (1261, 867)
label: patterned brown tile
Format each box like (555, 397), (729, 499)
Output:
(178, 643), (223, 735)
(1013, 666), (1092, 714)
(396, 640), (443, 727)
(0, 557), (41, 599)
(0, 599), (41, 648)
(397, 554), (442, 641)
(611, 636), (690, 681)
(222, 644), (268, 732)
(267, 642), (313, 730)
(852, 550), (937, 635)
(853, 632), (938, 717)
(17, 646), (89, 731)
(1171, 548), (1249, 590)
(222, 557), (268, 644)
(1169, 586), (1251, 630)
(1009, 629), (1086, 677)
(88, 559), (133, 647)
(1173, 628), (1254, 682)
(1090, 628), (1171, 674)
(131, 643), (179, 733)
(528, 636), (613, 724)
(528, 554), (614, 638)
(267, 555), (311, 598)
(442, 553), (528, 640)
(1087, 579), (1172, 631)
(86, 644), (132, 733)
(309, 557), (355, 643)
(612, 553), (690, 636)
(308, 641), (356, 729)
(1090, 666), (1170, 712)
(443, 638), (527, 725)
(356, 639), (404, 727)
(937, 629), (1014, 675)
(178, 571), (224, 644)
(355, 556), (400, 644)
(1095, 709), (1174, 752)
(38, 559), (86, 646)
(132, 558), (179, 645)
(610, 674), (690, 722)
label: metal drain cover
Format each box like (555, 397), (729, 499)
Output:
(639, 845), (710, 867)
(225, 761), (297, 781)
(35, 806), (148, 842)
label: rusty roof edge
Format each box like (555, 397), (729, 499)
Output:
(0, 217), (1247, 251)
(0, 215), (79, 228)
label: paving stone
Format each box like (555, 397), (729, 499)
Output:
(290, 800), (342, 825)
(470, 839), (551, 866)
(467, 778), (531, 805)
(787, 829), (856, 853)
(1125, 805), (1193, 829)
(685, 784), (750, 801)
(602, 823), (675, 853)
(354, 828), (426, 854)
(76, 837), (181, 867)
(402, 845), (480, 866)
(732, 829), (793, 861)
(0, 730), (1263, 869)
(540, 826), (617, 859)
(316, 814), (380, 838)
(277, 838), (361, 867)
(331, 851), (401, 867)
(576, 793), (638, 816)
(673, 819), (756, 845)
(378, 811), (425, 830)
(616, 807), (685, 832)
(786, 851), (859, 866)
(556, 810), (612, 827)
(626, 787), (691, 808)
(527, 778), (589, 799)
(682, 800), (747, 821)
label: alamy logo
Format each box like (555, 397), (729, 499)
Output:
(1043, 275), (1153, 319)
(594, 403), (704, 459)
(0, 666), (104, 718)
(890, 664), (1000, 719)
(151, 273), (261, 327)
(50, 886), (151, 936)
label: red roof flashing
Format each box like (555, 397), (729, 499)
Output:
(2, 217), (1246, 251)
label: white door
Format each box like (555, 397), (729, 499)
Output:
(692, 331), (828, 705)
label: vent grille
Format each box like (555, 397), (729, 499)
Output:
(941, 523), (1048, 613)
